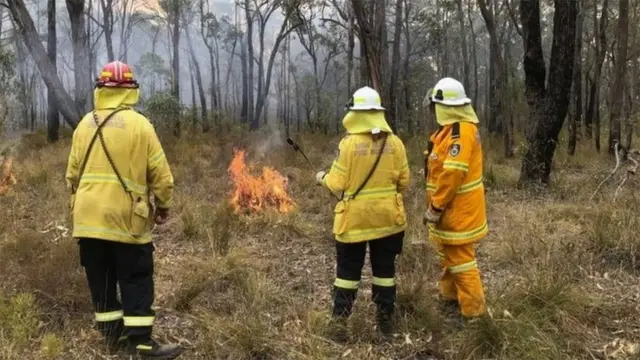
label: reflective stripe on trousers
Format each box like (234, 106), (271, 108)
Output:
(95, 310), (124, 322)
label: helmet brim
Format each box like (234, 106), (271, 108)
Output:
(433, 98), (472, 106)
(350, 105), (386, 111)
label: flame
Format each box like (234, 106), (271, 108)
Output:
(228, 149), (295, 214)
(0, 156), (17, 195)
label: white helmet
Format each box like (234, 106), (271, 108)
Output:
(348, 86), (385, 111)
(427, 77), (471, 106)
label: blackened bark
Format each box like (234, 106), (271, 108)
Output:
(519, 0), (546, 141)
(47, 0), (59, 142)
(608, 0), (628, 154)
(585, 0), (608, 143)
(240, 36), (249, 123)
(568, 1), (583, 155)
(519, 0), (577, 184)
(244, 0), (255, 127)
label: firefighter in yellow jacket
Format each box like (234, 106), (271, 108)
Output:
(316, 86), (410, 340)
(65, 61), (183, 359)
(423, 77), (488, 321)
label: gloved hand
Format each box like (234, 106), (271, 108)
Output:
(423, 204), (442, 225)
(315, 170), (327, 185)
(154, 207), (170, 225)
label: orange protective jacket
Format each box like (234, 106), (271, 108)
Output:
(425, 120), (488, 245)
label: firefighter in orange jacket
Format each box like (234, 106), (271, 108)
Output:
(423, 77), (488, 321)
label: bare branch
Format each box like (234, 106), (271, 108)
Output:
(591, 142), (622, 201)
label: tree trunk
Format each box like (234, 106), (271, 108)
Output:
(468, 1), (479, 106)
(189, 60), (197, 131)
(66, 0), (92, 115)
(519, 0), (546, 142)
(352, 0), (392, 130)
(171, 0), (180, 100)
(100, 0), (115, 61)
(171, 0), (181, 136)
(185, 26), (209, 132)
(47, 0), (60, 142)
(389, 0), (403, 131)
(244, 0), (255, 127)
(519, 0), (577, 184)
(585, 0), (608, 144)
(607, 0), (628, 154)
(240, 35), (249, 123)
(456, 0), (470, 92)
(478, 0), (511, 156)
(253, 8), (301, 130)
(568, 1), (583, 156)
(347, 2), (355, 96)
(9, 0), (80, 128)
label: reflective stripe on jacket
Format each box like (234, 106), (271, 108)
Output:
(65, 107), (173, 245)
(322, 133), (410, 243)
(426, 122), (487, 245)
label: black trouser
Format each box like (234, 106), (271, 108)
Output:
(78, 238), (156, 342)
(332, 232), (404, 320)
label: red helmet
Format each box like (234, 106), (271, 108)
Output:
(95, 61), (138, 88)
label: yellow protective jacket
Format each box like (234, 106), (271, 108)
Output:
(65, 87), (174, 244)
(426, 104), (488, 245)
(321, 111), (410, 243)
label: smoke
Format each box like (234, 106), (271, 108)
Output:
(254, 113), (285, 160)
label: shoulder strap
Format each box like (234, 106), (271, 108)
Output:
(72, 107), (129, 196)
(451, 122), (461, 140)
(348, 133), (389, 201)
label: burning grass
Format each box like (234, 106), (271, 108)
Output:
(228, 148), (296, 214)
(1, 129), (640, 359)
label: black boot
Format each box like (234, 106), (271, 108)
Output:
(327, 287), (357, 343)
(376, 306), (394, 338)
(126, 337), (184, 359)
(372, 285), (396, 339)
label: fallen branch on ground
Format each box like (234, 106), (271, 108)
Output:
(614, 150), (640, 202)
(590, 143), (622, 201)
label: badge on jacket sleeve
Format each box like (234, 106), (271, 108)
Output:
(449, 143), (461, 157)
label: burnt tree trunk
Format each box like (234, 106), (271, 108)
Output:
(608, 0), (628, 154)
(585, 0), (608, 145)
(519, 0), (546, 142)
(568, 1), (584, 155)
(240, 35), (249, 123)
(519, 0), (577, 184)
(47, 0), (59, 142)
(244, 0), (255, 127)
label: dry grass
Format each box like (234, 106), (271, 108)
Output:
(1, 128), (640, 359)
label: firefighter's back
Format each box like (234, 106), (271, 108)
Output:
(71, 109), (157, 244)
